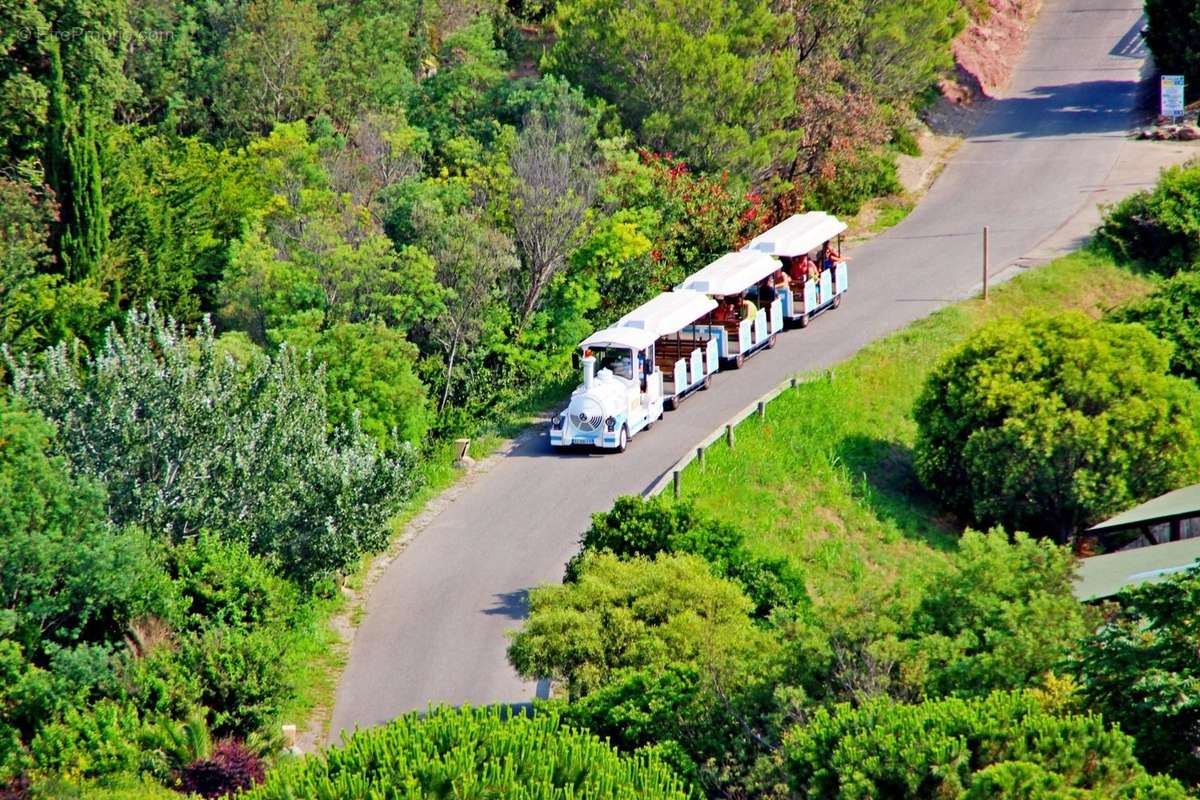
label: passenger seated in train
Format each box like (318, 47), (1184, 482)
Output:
(758, 277), (778, 309)
(770, 269), (790, 293)
(712, 297), (735, 323)
(738, 293), (757, 321)
(820, 242), (842, 271)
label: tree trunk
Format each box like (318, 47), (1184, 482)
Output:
(439, 335), (459, 413)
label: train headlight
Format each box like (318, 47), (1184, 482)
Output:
(605, 416), (616, 431)
(551, 414), (564, 430)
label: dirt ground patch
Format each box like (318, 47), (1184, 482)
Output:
(924, 0), (1041, 135)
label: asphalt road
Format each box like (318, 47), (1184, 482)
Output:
(332, 0), (1171, 736)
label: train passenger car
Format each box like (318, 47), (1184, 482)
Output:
(614, 290), (718, 409)
(743, 212), (848, 327)
(676, 250), (785, 368)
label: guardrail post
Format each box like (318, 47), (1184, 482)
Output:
(697, 446), (705, 469)
(757, 401), (766, 420)
(791, 376), (798, 389)
(726, 424), (734, 448)
(672, 470), (681, 498)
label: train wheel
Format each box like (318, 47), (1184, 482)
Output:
(617, 426), (628, 453)
(702, 374), (712, 390)
(664, 396), (677, 411)
(733, 353), (745, 369)
(833, 293), (843, 309)
(766, 333), (779, 349)
(798, 311), (810, 328)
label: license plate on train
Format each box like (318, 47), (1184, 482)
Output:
(573, 438), (592, 445)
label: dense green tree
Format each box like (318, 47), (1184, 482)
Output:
(1071, 567), (1200, 783)
(245, 706), (691, 799)
(213, 0), (326, 135)
(570, 496), (807, 617)
(410, 201), (519, 413)
(282, 321), (430, 449)
(509, 552), (773, 700)
(44, 42), (109, 282)
(0, 176), (62, 355)
(913, 312), (1200, 542)
(547, 0), (797, 178)
(0, 1), (49, 163)
(1143, 0), (1200, 105)
(407, 17), (510, 173)
(319, 0), (424, 122)
(1111, 271), (1200, 382)
(7, 305), (414, 584)
(782, 691), (1189, 799)
(0, 399), (175, 657)
(104, 129), (262, 320)
(901, 530), (1094, 698)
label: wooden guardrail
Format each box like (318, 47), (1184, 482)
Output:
(643, 370), (829, 499)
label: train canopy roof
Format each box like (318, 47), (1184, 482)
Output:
(616, 290), (717, 338)
(743, 212), (847, 258)
(676, 250), (781, 297)
(580, 326), (658, 352)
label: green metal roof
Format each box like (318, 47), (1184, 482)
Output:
(1087, 484), (1200, 534)
(1073, 537), (1200, 601)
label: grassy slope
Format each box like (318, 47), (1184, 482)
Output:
(669, 250), (1155, 604)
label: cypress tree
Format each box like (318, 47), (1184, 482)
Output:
(44, 39), (70, 274)
(43, 40), (108, 282)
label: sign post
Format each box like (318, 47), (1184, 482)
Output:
(1161, 75), (1185, 121)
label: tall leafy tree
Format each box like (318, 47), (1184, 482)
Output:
(547, 0), (798, 178)
(213, 0), (326, 135)
(1071, 567), (1200, 784)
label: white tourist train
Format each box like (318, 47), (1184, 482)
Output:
(551, 212), (849, 452)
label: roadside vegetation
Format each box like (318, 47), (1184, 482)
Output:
(3, 0), (1198, 793)
(501, 162), (1200, 798)
(0, 0), (986, 793)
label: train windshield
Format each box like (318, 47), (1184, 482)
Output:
(589, 346), (634, 381)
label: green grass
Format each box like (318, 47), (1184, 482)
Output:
(669, 249), (1156, 604)
(868, 198), (914, 232)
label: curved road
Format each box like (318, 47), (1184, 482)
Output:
(332, 0), (1188, 736)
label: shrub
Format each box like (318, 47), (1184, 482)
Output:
(7, 305), (417, 585)
(1110, 271), (1200, 382)
(806, 147), (902, 217)
(571, 496), (807, 617)
(243, 706), (691, 799)
(1095, 162), (1200, 275)
(782, 691), (1187, 798)
(177, 627), (288, 739)
(167, 535), (297, 633)
(913, 312), (1200, 541)
(179, 740), (264, 798)
(28, 701), (145, 781)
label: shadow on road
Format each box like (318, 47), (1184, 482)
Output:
(971, 79), (1143, 139)
(482, 588), (532, 620)
(1109, 14), (1148, 59)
